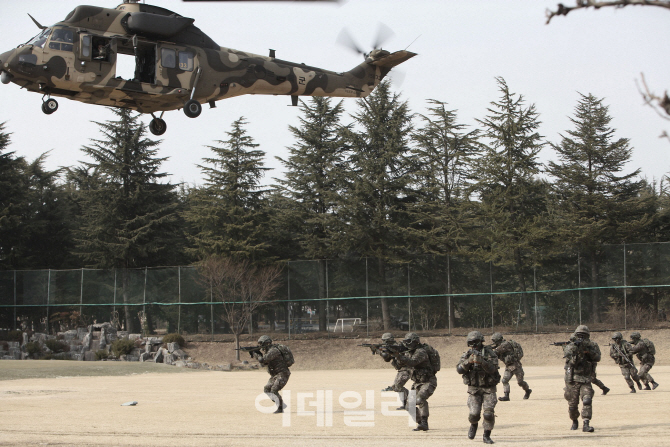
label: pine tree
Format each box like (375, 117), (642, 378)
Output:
(341, 81), (416, 330)
(186, 117), (270, 261)
(547, 93), (648, 322)
(470, 77), (548, 320)
(0, 123), (27, 269)
(275, 97), (349, 331)
(73, 108), (182, 332)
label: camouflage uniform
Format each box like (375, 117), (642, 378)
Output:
(378, 333), (411, 409)
(254, 336), (290, 413)
(609, 332), (642, 392)
(457, 331), (500, 445)
(490, 333), (531, 401)
(563, 325), (600, 432)
(629, 332), (659, 390)
(394, 333), (437, 431)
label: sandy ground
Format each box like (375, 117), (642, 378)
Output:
(1, 362), (669, 446)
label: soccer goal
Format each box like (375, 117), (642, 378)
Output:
(333, 318), (362, 332)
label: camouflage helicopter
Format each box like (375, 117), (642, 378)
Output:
(0, 0), (416, 136)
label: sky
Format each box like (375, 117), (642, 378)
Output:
(1, 0), (669, 188)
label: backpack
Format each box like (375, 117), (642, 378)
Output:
(643, 339), (656, 356)
(422, 343), (441, 373)
(276, 344), (295, 367)
(509, 340), (524, 361)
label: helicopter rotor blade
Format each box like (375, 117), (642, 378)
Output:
(371, 22), (394, 50)
(336, 28), (365, 57)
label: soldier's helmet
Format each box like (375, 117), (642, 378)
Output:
(258, 335), (272, 347)
(491, 332), (504, 345)
(467, 331), (485, 347)
(630, 331), (641, 341)
(575, 325), (590, 339)
(611, 332), (623, 341)
(381, 333), (395, 344)
(402, 332), (421, 350)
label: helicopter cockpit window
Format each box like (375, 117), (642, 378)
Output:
(27, 28), (51, 49)
(178, 52), (194, 72)
(161, 48), (176, 69)
(48, 29), (74, 52)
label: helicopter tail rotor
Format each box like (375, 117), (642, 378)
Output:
(336, 23), (395, 60)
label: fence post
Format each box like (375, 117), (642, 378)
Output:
(178, 266), (181, 334)
(407, 263), (411, 332)
(113, 269), (117, 316)
(210, 283), (214, 340)
(366, 257), (369, 338)
(46, 269), (51, 334)
(287, 261), (290, 340)
(490, 262), (494, 331)
(326, 259), (329, 336)
(80, 268), (84, 315)
(534, 267), (538, 333)
(623, 243), (627, 330)
(578, 250), (582, 325)
(13, 270), (17, 331)
(447, 254), (451, 335)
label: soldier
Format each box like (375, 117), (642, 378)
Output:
(378, 333), (411, 410)
(490, 332), (531, 401)
(457, 331), (500, 445)
(609, 332), (643, 392)
(562, 333), (609, 395)
(253, 335), (291, 413)
(563, 325), (600, 433)
(392, 332), (437, 431)
(629, 332), (659, 390)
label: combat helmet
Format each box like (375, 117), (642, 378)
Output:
(402, 332), (421, 350)
(381, 333), (395, 344)
(258, 335), (273, 348)
(630, 331), (641, 341)
(574, 325), (590, 339)
(611, 332), (623, 341)
(491, 332), (504, 346)
(466, 331), (485, 347)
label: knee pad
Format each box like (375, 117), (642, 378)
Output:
(263, 386), (272, 393)
(469, 414), (481, 424)
(582, 395), (592, 406)
(483, 411), (495, 422)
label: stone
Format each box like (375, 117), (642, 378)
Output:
(125, 355), (139, 362)
(99, 327), (107, 350)
(167, 342), (179, 353)
(128, 334), (142, 341)
(7, 342), (19, 350)
(140, 352), (152, 362)
(63, 330), (78, 341)
(173, 360), (186, 368)
(164, 353), (174, 365)
(22, 333), (28, 347)
(173, 349), (187, 359)
(154, 348), (164, 363)
(84, 351), (96, 362)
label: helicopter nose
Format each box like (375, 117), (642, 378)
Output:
(0, 49), (15, 84)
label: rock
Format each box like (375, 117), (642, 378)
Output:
(139, 352), (152, 362)
(215, 363), (232, 371)
(173, 349), (187, 359)
(7, 342), (19, 350)
(125, 355), (139, 362)
(173, 360), (186, 368)
(167, 342), (179, 353)
(154, 348), (164, 363)
(128, 334), (142, 341)
(22, 333), (28, 347)
(164, 353), (174, 365)
(84, 351), (96, 362)
(99, 327), (107, 350)
(63, 330), (78, 341)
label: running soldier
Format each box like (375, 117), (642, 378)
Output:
(609, 332), (643, 393)
(392, 332), (438, 431)
(457, 331), (500, 445)
(563, 325), (600, 433)
(253, 335), (292, 413)
(562, 333), (609, 395)
(378, 333), (411, 409)
(490, 332), (531, 401)
(629, 332), (659, 390)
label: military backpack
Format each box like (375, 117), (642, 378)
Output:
(422, 343), (441, 373)
(276, 344), (295, 367)
(509, 340), (524, 362)
(642, 338), (656, 356)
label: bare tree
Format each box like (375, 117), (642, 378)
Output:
(198, 256), (283, 360)
(546, 0), (670, 24)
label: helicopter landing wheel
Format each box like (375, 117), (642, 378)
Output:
(149, 118), (167, 136)
(183, 99), (202, 118)
(42, 98), (58, 115)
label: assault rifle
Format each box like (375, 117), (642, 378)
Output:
(358, 343), (408, 356)
(235, 346), (262, 358)
(607, 343), (636, 369)
(551, 339), (582, 347)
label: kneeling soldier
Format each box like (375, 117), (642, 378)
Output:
(457, 331), (500, 445)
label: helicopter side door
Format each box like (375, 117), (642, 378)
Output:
(76, 33), (117, 87)
(155, 44), (196, 90)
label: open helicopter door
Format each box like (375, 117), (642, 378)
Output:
(77, 33), (117, 86)
(155, 44), (196, 90)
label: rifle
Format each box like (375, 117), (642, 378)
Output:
(358, 343), (409, 356)
(358, 343), (384, 354)
(235, 346), (262, 358)
(607, 343), (636, 369)
(551, 341), (570, 346)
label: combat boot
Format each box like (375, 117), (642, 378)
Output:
(582, 419), (594, 433)
(523, 389), (532, 400)
(382, 386), (393, 392)
(570, 419), (578, 430)
(498, 392), (510, 401)
(602, 386), (610, 395)
(644, 383), (652, 390)
(629, 386), (636, 393)
(413, 418), (428, 431)
(483, 430), (494, 444)
(652, 381), (660, 390)
(636, 380), (643, 390)
(468, 423), (478, 439)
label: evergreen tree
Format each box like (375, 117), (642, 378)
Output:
(411, 100), (483, 328)
(73, 108), (183, 332)
(341, 81), (416, 330)
(186, 117), (270, 261)
(274, 97), (348, 331)
(0, 123), (27, 269)
(547, 93), (649, 322)
(469, 77), (548, 320)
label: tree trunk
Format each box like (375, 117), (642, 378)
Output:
(234, 333), (241, 361)
(379, 259), (390, 330)
(269, 308), (276, 333)
(447, 255), (455, 331)
(122, 270), (135, 333)
(318, 260), (327, 332)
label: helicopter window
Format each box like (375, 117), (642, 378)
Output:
(161, 48), (176, 69)
(27, 28), (51, 49)
(178, 52), (194, 72)
(82, 35), (92, 59)
(52, 29), (74, 44)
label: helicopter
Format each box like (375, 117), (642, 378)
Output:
(0, 1), (416, 136)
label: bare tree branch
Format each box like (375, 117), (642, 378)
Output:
(637, 73), (670, 122)
(546, 0), (670, 24)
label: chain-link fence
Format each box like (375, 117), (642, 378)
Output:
(1, 242), (669, 336)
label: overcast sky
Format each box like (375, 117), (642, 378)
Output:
(2, 0), (669, 187)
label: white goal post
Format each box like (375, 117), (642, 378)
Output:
(334, 318), (362, 332)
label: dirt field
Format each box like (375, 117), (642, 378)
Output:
(1, 330), (669, 446)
